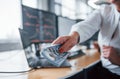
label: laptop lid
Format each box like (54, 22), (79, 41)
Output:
(19, 28), (40, 68)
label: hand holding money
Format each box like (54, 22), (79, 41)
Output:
(41, 44), (70, 67)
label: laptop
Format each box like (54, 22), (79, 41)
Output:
(19, 28), (71, 69)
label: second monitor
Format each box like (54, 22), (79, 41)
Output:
(58, 16), (76, 36)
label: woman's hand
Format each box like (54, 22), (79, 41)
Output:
(102, 45), (120, 65)
(52, 32), (80, 53)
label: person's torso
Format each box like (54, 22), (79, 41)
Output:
(98, 4), (120, 75)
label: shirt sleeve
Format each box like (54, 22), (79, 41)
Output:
(70, 8), (102, 43)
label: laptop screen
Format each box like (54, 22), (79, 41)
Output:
(19, 28), (40, 68)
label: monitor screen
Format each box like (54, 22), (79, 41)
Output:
(39, 11), (57, 43)
(19, 28), (39, 68)
(22, 5), (57, 43)
(22, 5), (40, 42)
(58, 16), (76, 36)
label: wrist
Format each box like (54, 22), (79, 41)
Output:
(70, 31), (80, 43)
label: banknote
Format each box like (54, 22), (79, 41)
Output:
(41, 44), (69, 67)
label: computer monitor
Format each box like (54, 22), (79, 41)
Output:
(22, 5), (40, 42)
(58, 16), (76, 36)
(22, 5), (58, 43)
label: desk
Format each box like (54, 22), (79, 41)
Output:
(28, 49), (100, 79)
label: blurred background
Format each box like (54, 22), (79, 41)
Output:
(0, 0), (110, 75)
(0, 0), (110, 51)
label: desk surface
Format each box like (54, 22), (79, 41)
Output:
(28, 49), (100, 79)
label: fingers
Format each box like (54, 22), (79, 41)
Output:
(103, 45), (113, 49)
(103, 48), (110, 52)
(52, 32), (79, 53)
(59, 38), (75, 53)
(103, 52), (110, 59)
(103, 45), (113, 52)
(52, 36), (72, 53)
(52, 36), (69, 45)
(102, 45), (114, 59)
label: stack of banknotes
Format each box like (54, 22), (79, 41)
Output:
(41, 44), (70, 67)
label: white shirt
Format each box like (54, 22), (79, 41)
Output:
(71, 4), (120, 75)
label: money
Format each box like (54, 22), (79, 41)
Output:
(41, 44), (69, 67)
